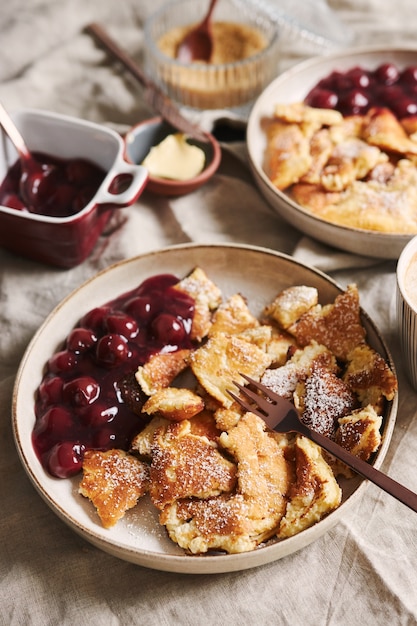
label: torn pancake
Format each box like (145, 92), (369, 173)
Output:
(208, 293), (259, 336)
(79, 449), (150, 528)
(278, 435), (342, 538)
(190, 331), (272, 408)
(135, 349), (190, 396)
(288, 284), (366, 361)
(160, 413), (293, 554)
(174, 267), (222, 341)
(149, 416), (237, 509)
(295, 362), (357, 438)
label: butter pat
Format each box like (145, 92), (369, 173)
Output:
(142, 133), (206, 180)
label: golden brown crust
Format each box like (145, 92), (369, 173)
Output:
(264, 285), (318, 329)
(265, 102), (417, 234)
(161, 413), (293, 554)
(142, 387), (204, 421)
(278, 436), (342, 538)
(79, 449), (150, 528)
(289, 284), (366, 361)
(135, 349), (191, 396)
(190, 331), (272, 408)
(149, 417), (236, 509)
(335, 405), (382, 462)
(174, 267), (222, 341)
(343, 343), (398, 410)
(208, 293), (259, 336)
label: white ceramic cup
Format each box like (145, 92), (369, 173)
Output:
(397, 235), (417, 390)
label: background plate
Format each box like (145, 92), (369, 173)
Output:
(12, 243), (397, 573)
(247, 46), (417, 259)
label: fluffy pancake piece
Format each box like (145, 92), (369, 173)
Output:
(135, 349), (190, 396)
(142, 387), (204, 421)
(264, 285), (318, 329)
(173, 267), (222, 341)
(295, 362), (357, 438)
(335, 405), (382, 462)
(160, 413), (293, 554)
(208, 293), (259, 336)
(79, 449), (150, 528)
(278, 436), (342, 538)
(149, 416), (237, 508)
(261, 341), (337, 400)
(343, 343), (398, 410)
(190, 331), (272, 408)
(288, 284), (365, 361)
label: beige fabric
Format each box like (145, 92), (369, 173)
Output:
(1, 1), (417, 624)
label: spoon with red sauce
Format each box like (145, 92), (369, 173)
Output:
(0, 101), (56, 212)
(176, 0), (218, 63)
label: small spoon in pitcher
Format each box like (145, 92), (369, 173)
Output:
(0, 102), (56, 212)
(176, 0), (218, 63)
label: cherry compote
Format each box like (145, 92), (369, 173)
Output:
(32, 274), (195, 478)
(305, 63), (417, 119)
(0, 151), (106, 217)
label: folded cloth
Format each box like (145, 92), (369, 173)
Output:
(293, 236), (388, 273)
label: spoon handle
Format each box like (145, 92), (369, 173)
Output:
(85, 23), (208, 143)
(0, 102), (31, 159)
(307, 428), (417, 513)
(86, 22), (150, 89)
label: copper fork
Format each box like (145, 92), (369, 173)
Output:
(229, 374), (417, 514)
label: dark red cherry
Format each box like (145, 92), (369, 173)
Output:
(124, 296), (153, 321)
(96, 334), (131, 367)
(48, 350), (79, 375)
(400, 66), (417, 87)
(66, 327), (97, 353)
(393, 97), (417, 119)
(105, 312), (139, 339)
(339, 89), (370, 115)
(47, 441), (86, 478)
(81, 402), (118, 427)
(80, 306), (112, 333)
(346, 66), (371, 89)
(152, 313), (186, 345)
(63, 376), (100, 407)
(34, 406), (74, 441)
(374, 63), (399, 85)
(37, 376), (64, 407)
(305, 87), (338, 110)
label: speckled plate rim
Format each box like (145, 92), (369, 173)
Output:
(12, 243), (397, 574)
(247, 45), (417, 259)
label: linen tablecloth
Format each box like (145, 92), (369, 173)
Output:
(2, 1), (417, 624)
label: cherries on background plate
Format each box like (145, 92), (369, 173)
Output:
(32, 273), (195, 478)
(305, 62), (417, 119)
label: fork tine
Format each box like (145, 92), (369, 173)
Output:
(227, 389), (266, 420)
(240, 373), (286, 404)
(231, 380), (275, 415)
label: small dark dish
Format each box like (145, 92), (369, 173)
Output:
(124, 116), (221, 196)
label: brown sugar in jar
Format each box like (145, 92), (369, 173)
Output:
(155, 21), (275, 109)
(158, 21), (267, 64)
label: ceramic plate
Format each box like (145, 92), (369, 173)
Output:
(247, 46), (417, 259)
(12, 243), (397, 573)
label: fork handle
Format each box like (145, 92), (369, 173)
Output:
(306, 429), (417, 514)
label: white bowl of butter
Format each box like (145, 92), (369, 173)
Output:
(124, 116), (221, 196)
